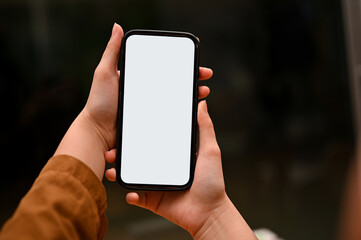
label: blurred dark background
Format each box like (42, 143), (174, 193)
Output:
(0, 0), (354, 239)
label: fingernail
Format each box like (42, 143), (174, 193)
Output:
(112, 23), (118, 36)
(201, 67), (213, 73)
(201, 100), (208, 113)
(207, 67), (214, 74)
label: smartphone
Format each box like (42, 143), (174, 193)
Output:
(116, 30), (200, 190)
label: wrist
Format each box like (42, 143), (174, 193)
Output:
(193, 195), (257, 240)
(79, 109), (111, 151)
(82, 103), (117, 150)
(54, 111), (109, 181)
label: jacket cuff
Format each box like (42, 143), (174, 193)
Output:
(40, 155), (107, 218)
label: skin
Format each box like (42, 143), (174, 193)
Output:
(55, 23), (257, 240)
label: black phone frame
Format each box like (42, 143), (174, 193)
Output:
(115, 29), (200, 191)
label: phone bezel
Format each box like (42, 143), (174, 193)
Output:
(115, 29), (200, 191)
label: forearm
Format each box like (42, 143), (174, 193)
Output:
(54, 110), (108, 180)
(193, 196), (257, 240)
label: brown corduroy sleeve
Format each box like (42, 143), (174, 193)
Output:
(0, 155), (108, 240)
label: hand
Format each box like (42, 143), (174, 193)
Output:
(55, 23), (213, 181)
(104, 100), (223, 232)
(84, 24), (213, 150)
(104, 101), (257, 239)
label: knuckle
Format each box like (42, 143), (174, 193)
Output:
(205, 145), (221, 157)
(94, 65), (113, 79)
(93, 66), (104, 78)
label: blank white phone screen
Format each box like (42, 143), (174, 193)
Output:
(120, 34), (196, 186)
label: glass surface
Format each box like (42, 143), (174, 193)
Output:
(120, 34), (195, 185)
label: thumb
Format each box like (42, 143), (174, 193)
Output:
(197, 101), (219, 154)
(99, 23), (124, 71)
